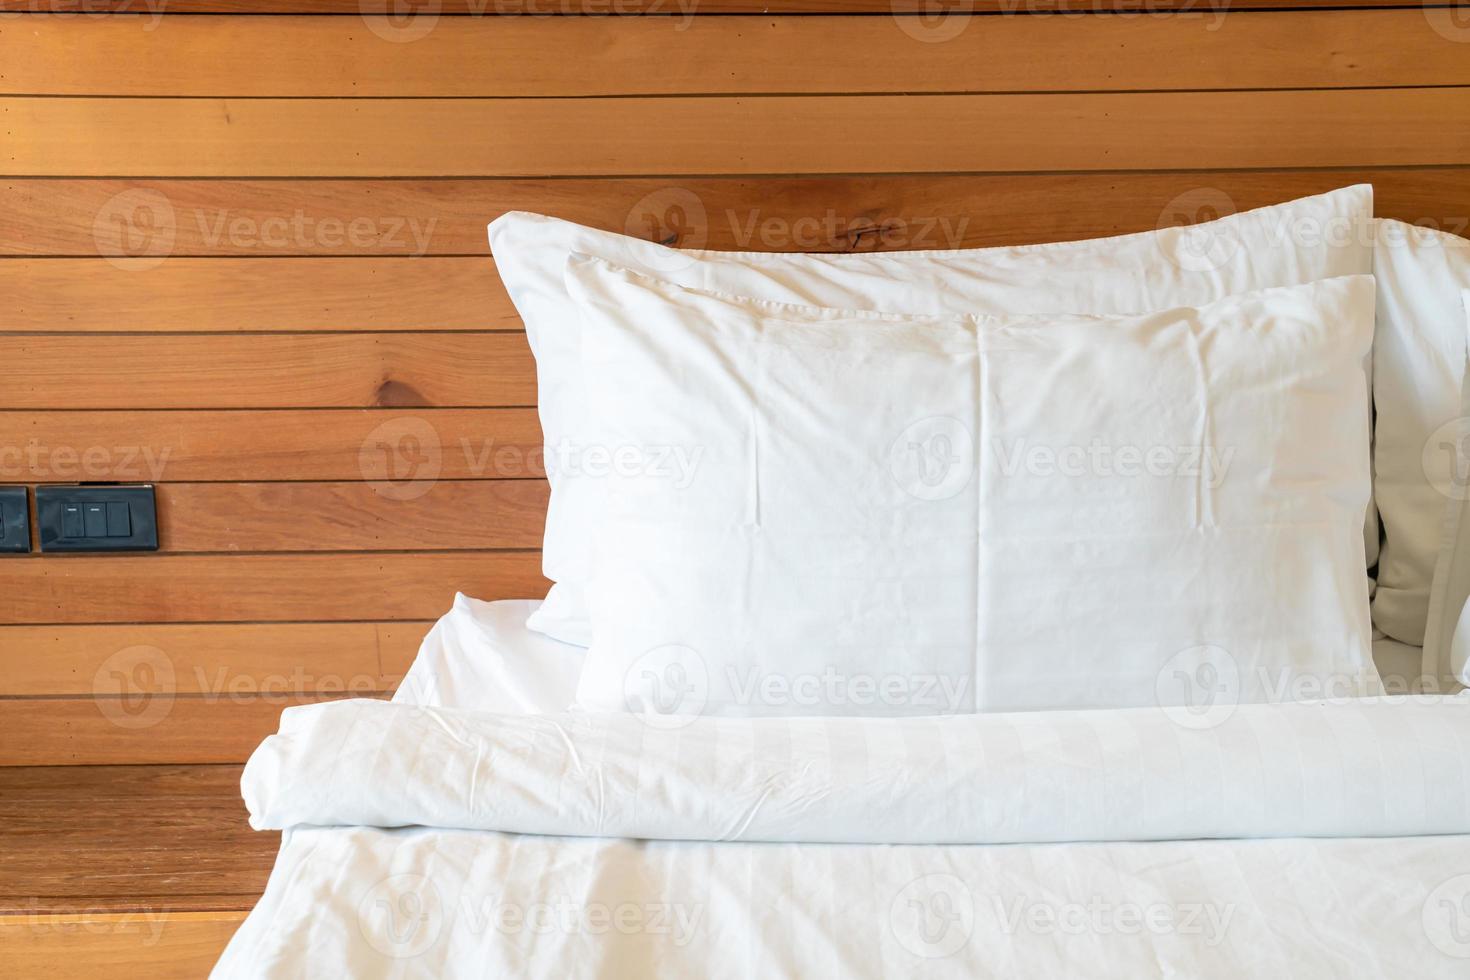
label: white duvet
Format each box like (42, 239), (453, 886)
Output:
(213, 599), (1470, 978)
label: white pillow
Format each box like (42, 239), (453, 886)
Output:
(488, 186), (1376, 647)
(569, 256), (1378, 716)
(1374, 223), (1470, 648)
(1423, 288), (1470, 687)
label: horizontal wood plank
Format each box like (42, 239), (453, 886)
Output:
(0, 911), (248, 978)
(8, 11), (1469, 97)
(0, 695), (361, 763)
(2, 257), (509, 331)
(0, 334), (535, 408)
(155, 480), (547, 551)
(7, 170), (1470, 259)
(0, 552), (546, 623)
(0, 620), (430, 696)
(0, 0), (1439, 11)
(6, 173), (1469, 336)
(0, 408), (543, 481)
(8, 90), (1469, 177)
(0, 765), (271, 900)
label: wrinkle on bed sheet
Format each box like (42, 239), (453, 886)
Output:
(213, 825), (1470, 979)
(244, 694), (1470, 845)
(213, 599), (1470, 979)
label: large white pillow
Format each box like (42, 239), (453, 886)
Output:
(568, 256), (1378, 716)
(1424, 289), (1470, 687)
(1373, 223), (1470, 647)
(488, 186), (1377, 647)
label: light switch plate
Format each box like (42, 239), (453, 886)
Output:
(0, 486), (29, 553)
(36, 485), (158, 553)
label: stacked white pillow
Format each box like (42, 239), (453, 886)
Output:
(490, 186), (1377, 651)
(488, 185), (1470, 715)
(1373, 225), (1470, 654)
(1426, 288), (1470, 686)
(567, 258), (1377, 714)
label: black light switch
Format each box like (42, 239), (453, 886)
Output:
(37, 485), (158, 553)
(61, 504), (85, 539)
(83, 503), (108, 538)
(0, 486), (29, 553)
(106, 501), (131, 537)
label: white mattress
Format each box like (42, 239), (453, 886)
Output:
(213, 598), (1470, 979)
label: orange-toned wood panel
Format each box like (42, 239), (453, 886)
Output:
(7, 171), (1470, 258)
(0, 408), (543, 481)
(8, 11), (1469, 97)
(0, 695), (369, 764)
(0, 0), (1440, 10)
(0, 911), (249, 978)
(155, 481), (547, 551)
(0, 620), (428, 696)
(7, 90), (1469, 177)
(0, 765), (272, 906)
(1, 257), (509, 331)
(0, 552), (546, 623)
(0, 334), (535, 408)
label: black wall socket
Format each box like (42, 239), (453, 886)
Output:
(36, 485), (159, 553)
(0, 487), (29, 553)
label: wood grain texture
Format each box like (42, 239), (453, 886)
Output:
(8, 171), (1470, 258)
(0, 620), (429, 695)
(0, 764), (273, 905)
(0, 911), (248, 979)
(0, 408), (543, 481)
(8, 90), (1469, 177)
(0, 552), (546, 623)
(0, 334), (535, 408)
(2, 257), (509, 331)
(8, 11), (1469, 97)
(0, 0), (1439, 10)
(0, 695), (381, 763)
(155, 481), (548, 552)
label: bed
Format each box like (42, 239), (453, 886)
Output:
(5, 5), (1470, 978)
(212, 597), (1470, 977)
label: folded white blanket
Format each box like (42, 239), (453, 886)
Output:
(243, 695), (1470, 844)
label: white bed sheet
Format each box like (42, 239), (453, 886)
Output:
(400, 595), (1430, 713)
(392, 595), (584, 715)
(214, 599), (1470, 979)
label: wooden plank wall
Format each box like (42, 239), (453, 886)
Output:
(2, 6), (1469, 765)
